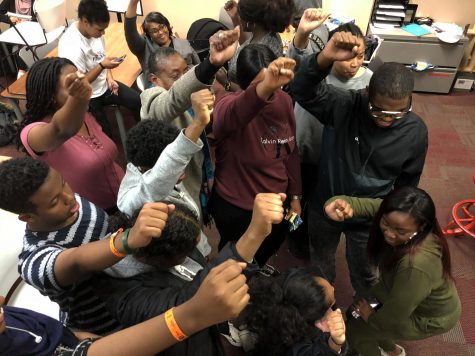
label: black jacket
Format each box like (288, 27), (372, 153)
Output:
(93, 243), (255, 356)
(293, 54), (428, 222)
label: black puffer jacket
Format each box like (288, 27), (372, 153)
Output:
(93, 243), (256, 356)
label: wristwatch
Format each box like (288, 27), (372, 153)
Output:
(291, 195), (302, 200)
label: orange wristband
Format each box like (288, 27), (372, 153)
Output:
(165, 308), (187, 341)
(109, 228), (126, 258)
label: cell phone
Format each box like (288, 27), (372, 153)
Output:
(351, 298), (382, 319)
(115, 54), (126, 62)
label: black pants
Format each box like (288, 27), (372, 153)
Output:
(287, 162), (319, 255)
(89, 81), (141, 137)
(211, 190), (288, 266)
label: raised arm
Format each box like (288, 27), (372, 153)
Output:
(213, 57), (296, 139)
(292, 32), (362, 125)
(24, 72), (91, 153)
(224, 0), (250, 44)
(52, 203), (173, 287)
(289, 8), (329, 58)
(142, 27), (239, 122)
(118, 90), (214, 215)
(124, 0), (147, 58)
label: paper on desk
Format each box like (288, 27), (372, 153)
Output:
(401, 23), (432, 37)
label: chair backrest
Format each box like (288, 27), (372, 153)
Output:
(136, 72), (146, 92)
(18, 36), (60, 69)
(33, 0), (66, 33)
(0, 209), (25, 299)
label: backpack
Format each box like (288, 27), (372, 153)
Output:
(186, 18), (228, 62)
(0, 102), (18, 147)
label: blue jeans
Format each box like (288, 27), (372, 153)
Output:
(307, 204), (378, 298)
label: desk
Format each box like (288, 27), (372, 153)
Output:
(369, 26), (468, 93)
(0, 21), (64, 47)
(0, 22), (141, 118)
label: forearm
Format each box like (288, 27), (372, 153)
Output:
(54, 233), (125, 287)
(293, 28), (312, 51)
(235, 230), (265, 262)
(85, 63), (104, 83)
(51, 97), (89, 139)
(184, 119), (207, 143)
(125, 1), (137, 17)
(88, 297), (208, 355)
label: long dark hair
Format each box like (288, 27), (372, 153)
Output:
(17, 57), (75, 151)
(241, 268), (329, 356)
(236, 43), (276, 89)
(367, 186), (453, 280)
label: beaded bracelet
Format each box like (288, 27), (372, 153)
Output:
(109, 228), (126, 258)
(164, 308), (187, 341)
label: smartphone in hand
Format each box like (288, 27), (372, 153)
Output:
(114, 54), (127, 62)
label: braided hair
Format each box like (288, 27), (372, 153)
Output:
(16, 57), (75, 151)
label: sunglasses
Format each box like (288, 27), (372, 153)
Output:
(368, 97), (412, 120)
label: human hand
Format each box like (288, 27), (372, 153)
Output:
(260, 57), (296, 94)
(353, 299), (375, 322)
(100, 57), (122, 69)
(320, 31), (361, 64)
(9, 16), (20, 24)
(188, 259), (249, 326)
(128, 0), (140, 5)
(325, 199), (353, 222)
(108, 78), (119, 96)
(209, 27), (240, 67)
(248, 193), (286, 239)
(191, 89), (215, 126)
(65, 71), (92, 101)
(297, 8), (330, 35)
(290, 199), (302, 217)
(327, 308), (346, 345)
(127, 202), (176, 249)
(224, 0), (238, 20)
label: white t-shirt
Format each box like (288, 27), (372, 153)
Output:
(58, 21), (108, 98)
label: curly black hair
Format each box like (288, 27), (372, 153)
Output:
(125, 119), (180, 168)
(0, 157), (50, 214)
(241, 268), (329, 356)
(78, 0), (110, 25)
(238, 0), (295, 33)
(109, 203), (200, 265)
(17, 57), (76, 151)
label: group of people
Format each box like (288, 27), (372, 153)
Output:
(0, 0), (462, 355)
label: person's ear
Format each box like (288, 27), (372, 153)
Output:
(148, 73), (159, 86)
(18, 213), (32, 223)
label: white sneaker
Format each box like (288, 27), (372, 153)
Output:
(379, 344), (406, 356)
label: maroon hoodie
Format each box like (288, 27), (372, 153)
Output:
(212, 82), (301, 210)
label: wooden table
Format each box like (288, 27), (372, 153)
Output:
(1, 22), (141, 118)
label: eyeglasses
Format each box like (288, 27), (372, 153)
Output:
(368, 97), (412, 120)
(148, 24), (168, 35)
